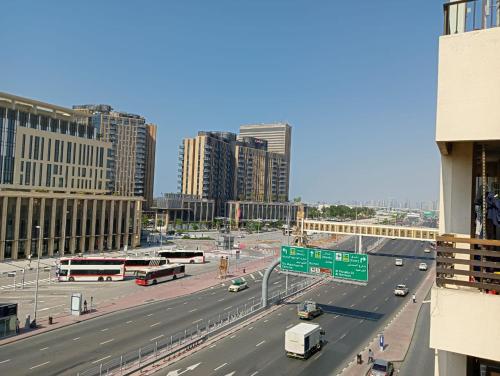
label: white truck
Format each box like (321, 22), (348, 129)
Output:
(285, 323), (325, 359)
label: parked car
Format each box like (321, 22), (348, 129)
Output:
(424, 248), (431, 253)
(395, 258), (403, 266)
(369, 359), (394, 376)
(228, 279), (248, 292)
(394, 284), (409, 296)
(419, 262), (428, 271)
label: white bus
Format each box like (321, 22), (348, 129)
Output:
(135, 264), (185, 286)
(124, 257), (167, 272)
(57, 257), (126, 282)
(158, 250), (205, 264)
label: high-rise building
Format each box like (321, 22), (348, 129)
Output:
(430, 2), (500, 375)
(0, 92), (142, 261)
(73, 104), (156, 207)
(239, 123), (291, 200)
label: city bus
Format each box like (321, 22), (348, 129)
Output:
(157, 250), (205, 264)
(57, 257), (126, 282)
(124, 257), (167, 272)
(135, 264), (186, 286)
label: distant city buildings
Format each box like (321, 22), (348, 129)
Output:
(73, 104), (157, 209)
(0, 92), (144, 261)
(178, 123), (293, 219)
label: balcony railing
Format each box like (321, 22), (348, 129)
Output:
(436, 235), (500, 293)
(444, 0), (500, 35)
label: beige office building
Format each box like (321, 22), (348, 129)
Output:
(0, 93), (142, 261)
(430, 3), (500, 375)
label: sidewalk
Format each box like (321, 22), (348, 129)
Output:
(0, 255), (275, 346)
(339, 266), (435, 376)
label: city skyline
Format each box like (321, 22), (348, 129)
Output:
(0, 1), (441, 203)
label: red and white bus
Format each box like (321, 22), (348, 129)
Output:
(57, 257), (126, 282)
(158, 250), (205, 264)
(124, 257), (167, 272)
(135, 264), (186, 286)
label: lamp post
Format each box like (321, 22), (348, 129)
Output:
(33, 225), (42, 327)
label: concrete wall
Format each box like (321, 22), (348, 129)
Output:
(430, 286), (500, 362)
(436, 27), (500, 142)
(435, 349), (467, 376)
(438, 142), (472, 235)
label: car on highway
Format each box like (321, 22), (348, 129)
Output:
(424, 248), (431, 253)
(228, 279), (248, 292)
(369, 359), (395, 376)
(394, 284), (409, 296)
(419, 262), (428, 271)
(395, 258), (404, 266)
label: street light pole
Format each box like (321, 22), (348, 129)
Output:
(33, 225), (42, 327)
(285, 202), (291, 293)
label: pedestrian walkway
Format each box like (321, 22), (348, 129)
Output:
(0, 255), (275, 346)
(339, 266), (435, 376)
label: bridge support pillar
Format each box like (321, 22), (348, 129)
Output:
(261, 258), (281, 309)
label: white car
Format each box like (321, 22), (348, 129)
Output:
(419, 263), (428, 271)
(228, 280), (248, 292)
(395, 258), (404, 266)
(394, 284), (409, 296)
(424, 248), (431, 253)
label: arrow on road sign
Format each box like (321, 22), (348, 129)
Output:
(166, 363), (202, 376)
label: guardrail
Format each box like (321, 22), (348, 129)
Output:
(436, 235), (500, 293)
(76, 277), (319, 376)
(444, 0), (500, 35)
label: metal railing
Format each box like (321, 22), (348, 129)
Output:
(436, 235), (500, 293)
(76, 277), (319, 376)
(444, 0), (500, 35)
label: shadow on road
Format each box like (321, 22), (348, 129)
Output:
(317, 304), (384, 321)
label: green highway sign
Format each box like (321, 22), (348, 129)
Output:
(280, 245), (369, 282)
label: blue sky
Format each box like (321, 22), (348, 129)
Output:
(1, 1), (442, 203)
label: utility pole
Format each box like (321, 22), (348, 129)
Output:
(285, 202), (291, 292)
(33, 225), (42, 327)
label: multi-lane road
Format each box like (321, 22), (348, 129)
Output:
(153, 239), (432, 376)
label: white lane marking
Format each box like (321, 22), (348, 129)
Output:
(385, 297), (389, 302)
(218, 298), (225, 302)
(256, 340), (266, 347)
(214, 363), (227, 371)
(258, 271), (263, 277)
(0, 359), (11, 364)
(250, 274), (256, 280)
(248, 326), (254, 330)
(339, 333), (347, 340)
(241, 277), (246, 282)
(224, 306), (233, 311)
(250, 372), (259, 376)
(101, 328), (109, 332)
(264, 319), (268, 323)
(39, 304), (65, 312)
(422, 300), (431, 304)
(374, 306), (379, 311)
(166, 307), (172, 310)
(40, 347), (49, 351)
(211, 292), (216, 295)
(150, 335), (164, 341)
(147, 313), (153, 317)
(73, 337), (80, 341)
(273, 281), (280, 285)
(328, 300), (333, 304)
(92, 355), (111, 364)
(362, 295), (367, 299)
(189, 308), (198, 313)
(100, 339), (114, 345)
(342, 292), (347, 296)
(150, 322), (161, 327)
(373, 287), (377, 291)
(248, 296), (256, 301)
(192, 318), (203, 324)
(29, 361), (50, 370)
(126, 320), (133, 324)
(209, 344), (217, 348)
(313, 352), (323, 360)
(286, 323), (293, 329)
(230, 335), (236, 339)
(183, 302), (188, 305)
(350, 304), (355, 308)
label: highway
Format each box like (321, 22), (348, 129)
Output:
(0, 268), (304, 376)
(153, 239), (431, 376)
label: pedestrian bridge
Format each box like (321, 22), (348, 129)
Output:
(300, 219), (438, 242)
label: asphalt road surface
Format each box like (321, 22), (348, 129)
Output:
(153, 239), (432, 376)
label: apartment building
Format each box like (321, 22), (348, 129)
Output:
(430, 2), (500, 375)
(239, 123), (291, 201)
(0, 93), (142, 261)
(73, 104), (157, 208)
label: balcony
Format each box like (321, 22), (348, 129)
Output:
(444, 0), (500, 35)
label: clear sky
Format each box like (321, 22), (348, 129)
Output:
(1, 1), (442, 204)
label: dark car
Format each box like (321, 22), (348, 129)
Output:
(369, 359), (394, 376)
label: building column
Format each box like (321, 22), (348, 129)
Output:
(48, 199), (56, 256)
(69, 199), (78, 254)
(59, 199), (68, 256)
(89, 200), (97, 253)
(115, 201), (123, 250)
(25, 197), (34, 256)
(37, 198), (45, 257)
(79, 199), (88, 253)
(12, 197), (21, 259)
(124, 201), (131, 247)
(193, 202), (198, 223)
(98, 200), (106, 252)
(107, 200), (115, 251)
(132, 200), (141, 247)
(0, 197), (8, 261)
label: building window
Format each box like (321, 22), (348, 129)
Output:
(24, 161), (30, 185)
(60, 120), (68, 134)
(67, 142), (72, 163)
(32, 114), (40, 129)
(60, 141), (64, 163)
(46, 164), (52, 187)
(50, 118), (58, 133)
(48, 139), (52, 161)
(29, 136), (33, 159)
(21, 135), (26, 158)
(34, 136), (40, 160)
(32, 162), (37, 186)
(40, 138), (44, 160)
(54, 140), (60, 162)
(70, 122), (77, 136)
